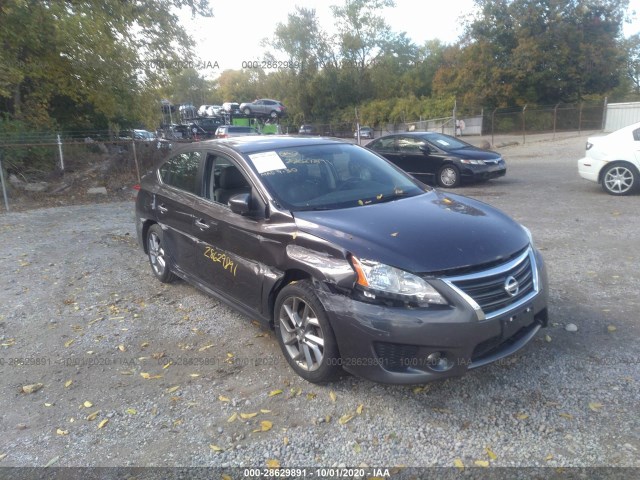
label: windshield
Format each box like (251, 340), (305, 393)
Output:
(246, 143), (427, 211)
(424, 133), (473, 151)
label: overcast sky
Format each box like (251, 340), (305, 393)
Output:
(179, 0), (640, 76)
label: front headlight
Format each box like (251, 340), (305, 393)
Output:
(350, 256), (447, 305)
(460, 159), (486, 165)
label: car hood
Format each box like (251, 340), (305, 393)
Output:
(445, 147), (501, 160)
(292, 190), (529, 274)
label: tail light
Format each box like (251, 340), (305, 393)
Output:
(133, 184), (141, 191)
(586, 142), (593, 150)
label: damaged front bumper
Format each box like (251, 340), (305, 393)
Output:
(315, 248), (549, 384)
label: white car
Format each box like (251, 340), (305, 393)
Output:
(578, 122), (640, 195)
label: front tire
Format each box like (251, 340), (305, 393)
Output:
(243, 107), (251, 115)
(438, 164), (461, 188)
(146, 224), (176, 283)
(601, 163), (638, 195)
(274, 280), (340, 383)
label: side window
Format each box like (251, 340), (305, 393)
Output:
(633, 128), (640, 141)
(372, 137), (396, 151)
(158, 151), (201, 195)
(205, 154), (251, 206)
(397, 136), (424, 154)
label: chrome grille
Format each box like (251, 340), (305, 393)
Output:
(443, 248), (538, 320)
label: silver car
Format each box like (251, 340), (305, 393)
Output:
(239, 99), (286, 118)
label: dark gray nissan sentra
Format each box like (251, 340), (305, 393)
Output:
(135, 136), (548, 384)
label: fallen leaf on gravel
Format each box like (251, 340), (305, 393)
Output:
(485, 447), (497, 460)
(44, 456), (60, 467)
(240, 412), (258, 419)
(222, 475), (232, 480)
(329, 390), (337, 402)
(56, 429), (69, 436)
(140, 372), (162, 380)
(432, 408), (452, 414)
(412, 386), (426, 394)
(162, 361), (173, 369)
(218, 395), (230, 403)
(474, 460), (489, 467)
(44, 403), (53, 407)
(118, 344), (126, 352)
(559, 413), (573, 420)
(338, 414), (354, 425)
(1, 338), (15, 347)
(119, 370), (134, 375)
(516, 413), (529, 420)
(189, 373), (200, 377)
(306, 392), (316, 400)
(454, 458), (464, 470)
(64, 339), (75, 347)
(86, 411), (100, 421)
(546, 454), (554, 461)
(266, 459), (280, 468)
(356, 404), (364, 415)
(0, 453), (6, 461)
(283, 437), (289, 446)
(544, 335), (552, 343)
(607, 325), (617, 332)
(22, 383), (44, 394)
(166, 386), (180, 393)
(97, 419), (109, 429)
(353, 442), (362, 453)
(83, 401), (93, 408)
(227, 413), (238, 423)
(198, 344), (214, 352)
(209, 444), (223, 452)
(140, 342), (149, 348)
(589, 402), (603, 412)
(325, 415), (331, 423)
(125, 408), (137, 415)
(268, 389), (283, 397)
(259, 420), (273, 432)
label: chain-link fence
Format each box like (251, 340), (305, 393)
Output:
(0, 130), (178, 211)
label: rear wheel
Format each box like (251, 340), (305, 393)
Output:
(146, 224), (175, 283)
(601, 163), (638, 195)
(438, 164), (461, 188)
(274, 280), (340, 383)
(270, 110), (278, 118)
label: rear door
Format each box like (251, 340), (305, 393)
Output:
(154, 149), (204, 274)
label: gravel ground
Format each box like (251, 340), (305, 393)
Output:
(0, 133), (639, 473)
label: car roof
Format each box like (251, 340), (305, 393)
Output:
(199, 135), (349, 154)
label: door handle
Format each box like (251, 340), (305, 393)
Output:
(194, 219), (210, 229)
(157, 204), (168, 214)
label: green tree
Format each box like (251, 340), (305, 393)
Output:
(0, 0), (212, 130)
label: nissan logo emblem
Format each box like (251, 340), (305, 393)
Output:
(504, 276), (519, 297)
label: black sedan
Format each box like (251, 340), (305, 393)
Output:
(135, 136), (548, 384)
(367, 132), (506, 188)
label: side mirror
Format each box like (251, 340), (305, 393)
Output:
(229, 193), (251, 215)
(419, 144), (431, 154)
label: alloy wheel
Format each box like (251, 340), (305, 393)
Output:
(278, 296), (325, 371)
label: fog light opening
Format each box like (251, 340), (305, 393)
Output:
(427, 352), (454, 372)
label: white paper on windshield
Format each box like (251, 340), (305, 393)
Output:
(248, 151), (287, 174)
(436, 139), (451, 146)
